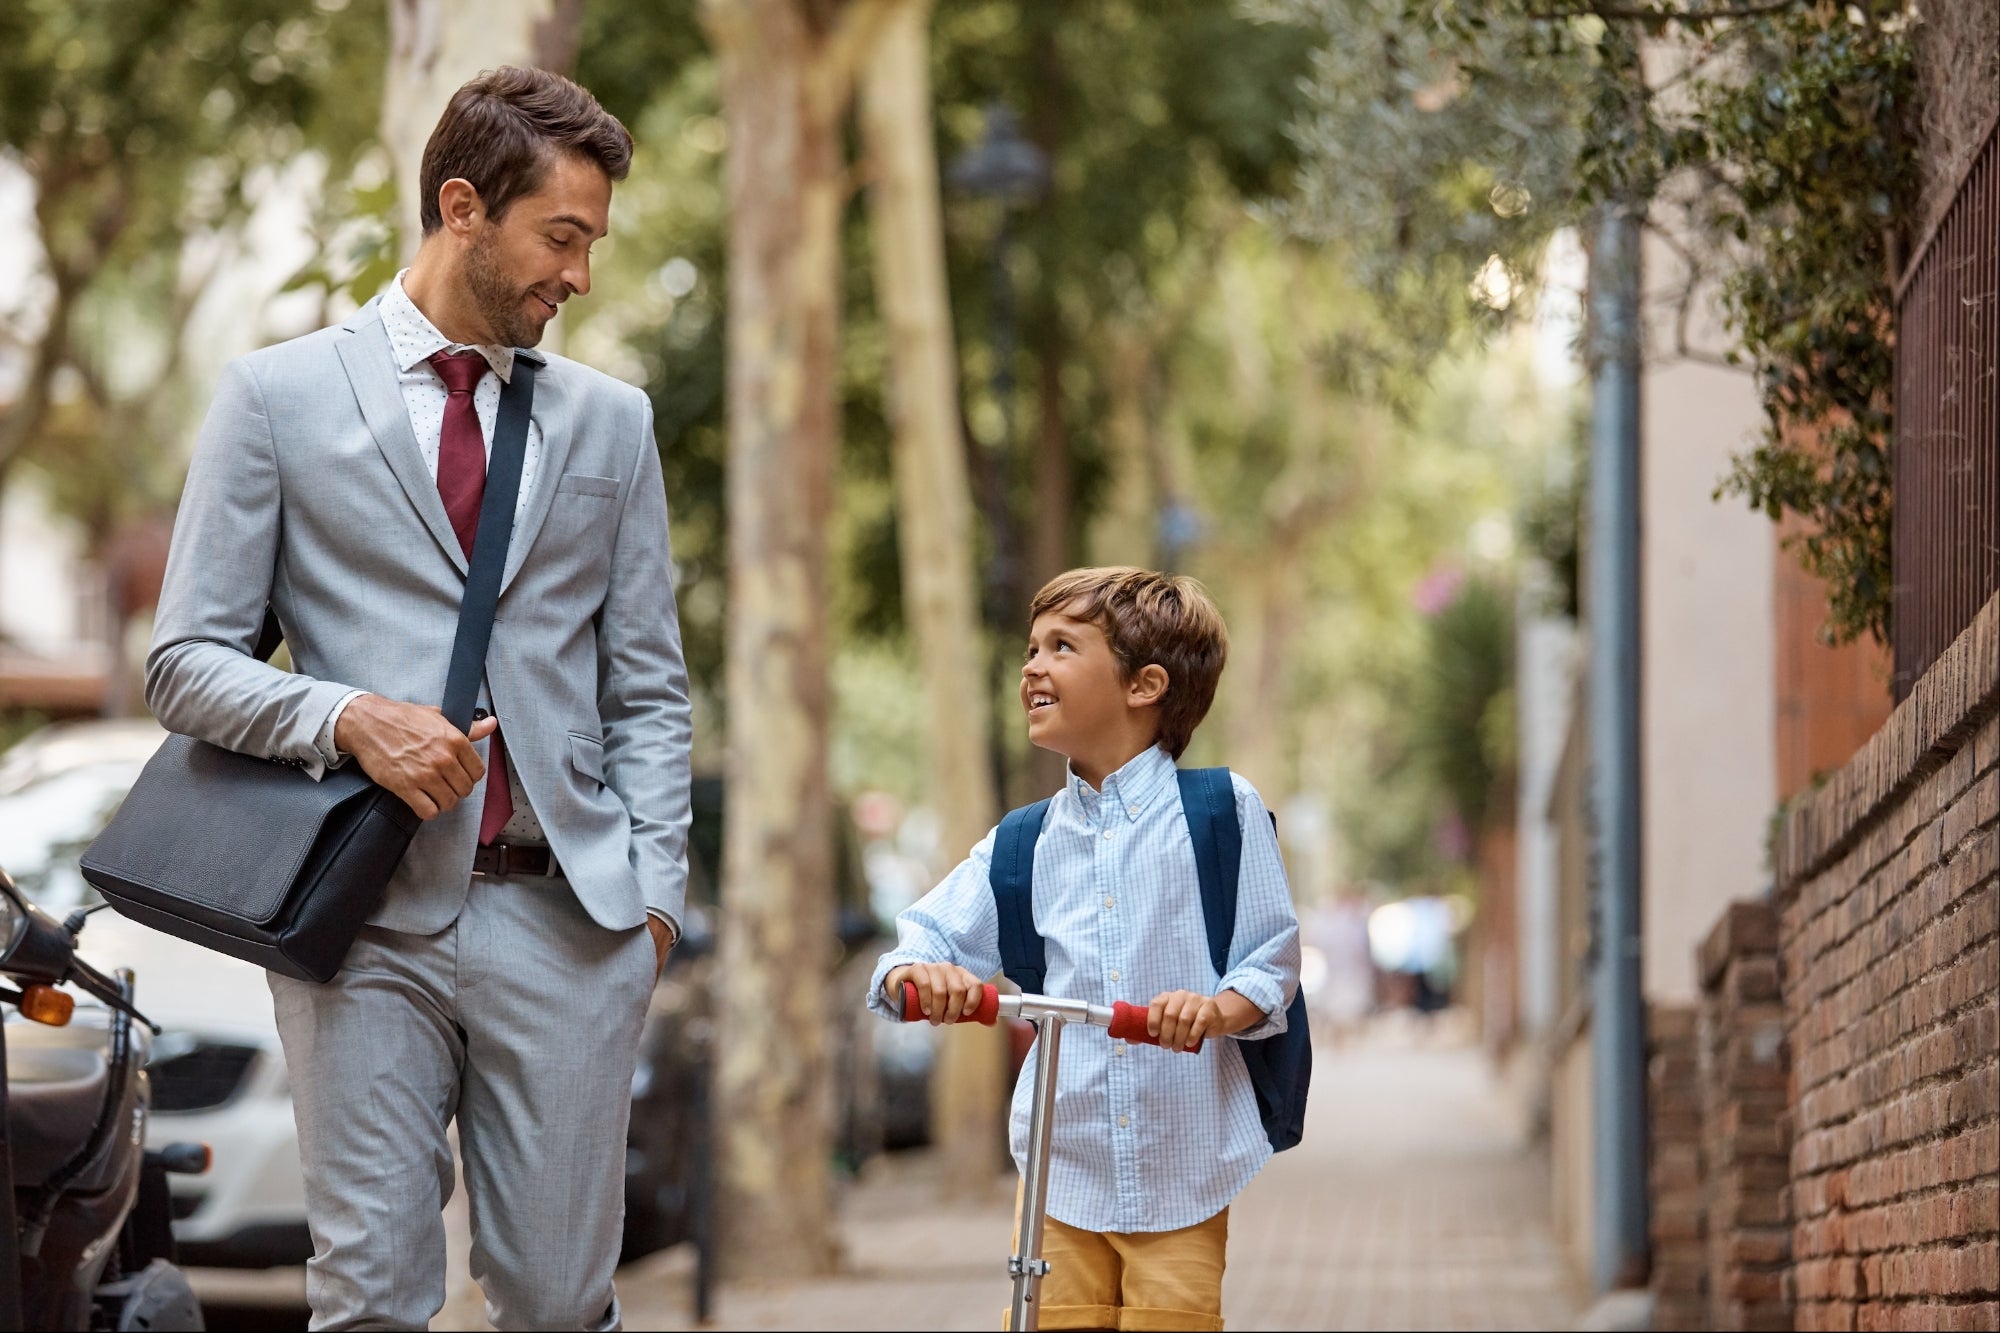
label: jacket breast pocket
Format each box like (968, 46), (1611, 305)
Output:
(557, 473), (621, 500)
(569, 732), (607, 784)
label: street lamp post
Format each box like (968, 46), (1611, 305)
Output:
(948, 103), (1050, 804)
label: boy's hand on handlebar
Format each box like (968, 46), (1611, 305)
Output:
(884, 963), (987, 1024)
(1148, 988), (1265, 1052)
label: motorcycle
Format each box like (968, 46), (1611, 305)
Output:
(0, 865), (206, 1331)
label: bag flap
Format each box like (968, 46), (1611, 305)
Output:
(81, 733), (383, 926)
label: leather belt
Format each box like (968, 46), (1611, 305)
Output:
(471, 842), (563, 880)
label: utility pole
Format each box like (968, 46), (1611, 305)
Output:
(1586, 198), (1648, 1293)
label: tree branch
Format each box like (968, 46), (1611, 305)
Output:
(1529, 0), (1803, 21)
(0, 271), (81, 477)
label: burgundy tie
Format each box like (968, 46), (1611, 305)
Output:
(429, 350), (514, 844)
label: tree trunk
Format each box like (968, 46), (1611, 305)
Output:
(381, 0), (584, 262)
(1222, 551), (1301, 798)
(1087, 325), (1156, 566)
(859, 0), (1008, 1196)
(704, 0), (890, 1277)
(1023, 347), (1073, 799)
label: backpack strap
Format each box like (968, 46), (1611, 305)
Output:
(1176, 767), (1241, 978)
(990, 798), (1053, 994)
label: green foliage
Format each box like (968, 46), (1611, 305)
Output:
(1248, 0), (1592, 359)
(1701, 6), (1916, 644)
(1517, 407), (1587, 619)
(0, 0), (385, 530)
(931, 0), (1313, 580)
(1411, 577), (1515, 835)
(1268, 0), (1921, 643)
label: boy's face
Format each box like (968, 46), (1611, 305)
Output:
(1020, 601), (1159, 761)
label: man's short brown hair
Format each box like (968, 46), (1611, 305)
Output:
(1030, 567), (1230, 759)
(420, 66), (633, 234)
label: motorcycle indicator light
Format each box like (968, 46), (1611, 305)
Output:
(20, 984), (74, 1026)
(150, 1142), (212, 1176)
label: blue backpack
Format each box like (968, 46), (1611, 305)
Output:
(988, 767), (1312, 1152)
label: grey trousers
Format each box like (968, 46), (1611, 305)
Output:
(269, 875), (657, 1331)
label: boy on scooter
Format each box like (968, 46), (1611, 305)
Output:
(870, 566), (1302, 1332)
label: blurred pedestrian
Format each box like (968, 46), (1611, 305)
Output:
(1306, 891), (1374, 1043)
(146, 67), (691, 1331)
(870, 568), (1302, 1331)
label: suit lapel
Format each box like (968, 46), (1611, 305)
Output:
(500, 356), (572, 596)
(335, 313), (469, 576)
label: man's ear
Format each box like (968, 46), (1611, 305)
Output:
(1126, 663), (1169, 709)
(436, 177), (485, 239)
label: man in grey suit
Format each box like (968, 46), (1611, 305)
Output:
(145, 67), (689, 1331)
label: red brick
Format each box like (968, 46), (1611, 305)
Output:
(1945, 1303), (2000, 1333)
(1727, 1230), (1792, 1267)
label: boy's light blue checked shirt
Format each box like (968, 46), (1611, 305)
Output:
(867, 745), (1301, 1233)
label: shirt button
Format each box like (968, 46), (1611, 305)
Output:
(1127, 806), (1139, 817)
(1109, 969), (1121, 981)
(1102, 829), (1114, 840)
(1102, 896), (1115, 909)
(1118, 1115), (1130, 1128)
(1115, 1044), (1128, 1056)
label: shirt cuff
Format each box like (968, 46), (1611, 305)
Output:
(866, 950), (933, 1021)
(644, 907), (680, 945)
(312, 689), (370, 779)
(1219, 970), (1289, 1041)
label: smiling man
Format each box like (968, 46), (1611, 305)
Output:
(145, 68), (691, 1331)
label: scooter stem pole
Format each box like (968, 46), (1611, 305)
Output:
(1010, 1013), (1064, 1332)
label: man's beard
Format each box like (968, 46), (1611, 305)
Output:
(464, 233), (544, 348)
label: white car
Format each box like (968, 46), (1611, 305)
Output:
(0, 720), (309, 1267)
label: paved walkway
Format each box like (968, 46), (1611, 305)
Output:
(617, 1016), (1583, 1331)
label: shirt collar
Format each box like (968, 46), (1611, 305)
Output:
(382, 270), (515, 383)
(1066, 744), (1176, 822)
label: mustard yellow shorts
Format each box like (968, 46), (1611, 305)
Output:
(1003, 1195), (1229, 1332)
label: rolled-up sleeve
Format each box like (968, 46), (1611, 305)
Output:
(1219, 774), (1301, 1041)
(865, 827), (1004, 1021)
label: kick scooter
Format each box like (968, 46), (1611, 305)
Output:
(900, 981), (1195, 1331)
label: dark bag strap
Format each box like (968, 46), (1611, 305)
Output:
(251, 360), (537, 734)
(990, 797), (1053, 993)
(439, 360), (534, 730)
(1176, 767), (1241, 978)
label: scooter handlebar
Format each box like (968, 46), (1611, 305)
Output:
(901, 981), (1001, 1025)
(899, 983), (1197, 1051)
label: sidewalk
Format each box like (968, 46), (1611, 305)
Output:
(617, 1015), (1583, 1331)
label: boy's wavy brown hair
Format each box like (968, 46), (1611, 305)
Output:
(1029, 567), (1229, 759)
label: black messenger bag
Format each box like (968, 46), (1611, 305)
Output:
(81, 361), (537, 984)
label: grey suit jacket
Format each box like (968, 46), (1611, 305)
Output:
(145, 299), (693, 935)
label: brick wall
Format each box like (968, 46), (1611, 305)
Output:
(1698, 901), (1793, 1331)
(1774, 593), (2000, 1330)
(1650, 1004), (1706, 1329)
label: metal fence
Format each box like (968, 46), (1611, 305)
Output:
(1892, 118), (2000, 700)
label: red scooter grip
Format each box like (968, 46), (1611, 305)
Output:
(901, 981), (1000, 1025)
(1109, 1001), (1203, 1053)
(1108, 1001), (1157, 1044)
